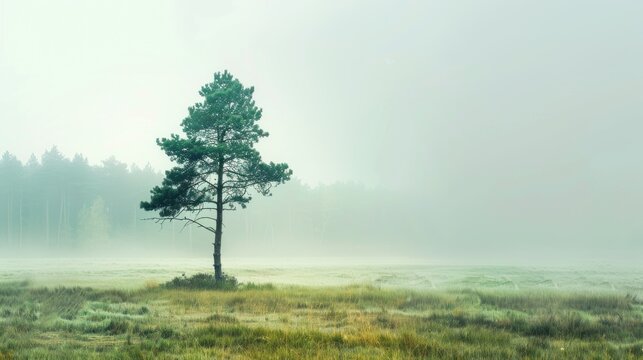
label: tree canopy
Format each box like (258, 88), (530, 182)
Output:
(141, 71), (292, 281)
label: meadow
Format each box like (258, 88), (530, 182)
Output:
(0, 275), (642, 359)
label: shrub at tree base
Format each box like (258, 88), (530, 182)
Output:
(164, 273), (239, 290)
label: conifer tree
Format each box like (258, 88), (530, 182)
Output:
(141, 71), (292, 281)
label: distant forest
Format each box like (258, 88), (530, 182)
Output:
(0, 147), (422, 257)
(0, 147), (161, 253)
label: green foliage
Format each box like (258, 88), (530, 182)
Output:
(141, 70), (292, 219)
(163, 273), (239, 291)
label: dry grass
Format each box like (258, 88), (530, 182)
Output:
(0, 281), (641, 359)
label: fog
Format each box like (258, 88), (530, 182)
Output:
(1, 1), (642, 265)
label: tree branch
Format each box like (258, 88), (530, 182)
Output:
(142, 216), (216, 234)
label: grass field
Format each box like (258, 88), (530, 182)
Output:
(0, 279), (641, 359)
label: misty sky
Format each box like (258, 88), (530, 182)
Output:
(1, 1), (642, 261)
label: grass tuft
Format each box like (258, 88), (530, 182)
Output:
(163, 273), (239, 290)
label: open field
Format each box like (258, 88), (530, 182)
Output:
(0, 260), (642, 359)
(1, 258), (642, 294)
(0, 278), (642, 358)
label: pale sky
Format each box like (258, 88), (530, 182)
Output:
(1, 1), (642, 187)
(1, 0), (643, 260)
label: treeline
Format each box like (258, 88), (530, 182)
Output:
(0, 148), (423, 257)
(0, 147), (165, 252)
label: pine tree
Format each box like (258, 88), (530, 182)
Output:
(141, 71), (292, 281)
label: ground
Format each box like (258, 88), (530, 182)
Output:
(0, 280), (641, 359)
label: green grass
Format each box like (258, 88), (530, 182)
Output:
(0, 281), (641, 359)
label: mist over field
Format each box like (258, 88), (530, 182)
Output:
(0, 1), (641, 266)
(0, 148), (640, 265)
(1, 1), (643, 267)
(0, 150), (427, 260)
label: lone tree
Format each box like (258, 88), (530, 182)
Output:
(141, 71), (292, 282)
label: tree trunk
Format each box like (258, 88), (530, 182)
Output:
(213, 154), (224, 282)
(46, 199), (50, 247)
(6, 196), (10, 246)
(57, 193), (64, 246)
(19, 197), (22, 249)
(213, 225), (222, 281)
